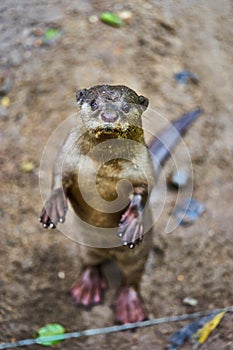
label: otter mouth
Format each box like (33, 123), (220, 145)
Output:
(102, 123), (116, 133)
(93, 123), (128, 139)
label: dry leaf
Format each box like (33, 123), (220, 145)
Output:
(192, 311), (226, 344)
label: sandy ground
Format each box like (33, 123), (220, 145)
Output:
(0, 1), (232, 349)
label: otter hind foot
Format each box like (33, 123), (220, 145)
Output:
(113, 286), (147, 324)
(40, 188), (68, 228)
(71, 267), (107, 306)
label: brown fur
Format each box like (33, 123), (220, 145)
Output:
(40, 85), (156, 323)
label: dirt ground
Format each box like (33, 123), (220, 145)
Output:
(0, 1), (232, 349)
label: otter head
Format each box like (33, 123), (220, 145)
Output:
(76, 85), (149, 140)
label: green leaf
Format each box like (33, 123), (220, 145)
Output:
(36, 324), (66, 346)
(100, 12), (124, 27)
(44, 28), (60, 41)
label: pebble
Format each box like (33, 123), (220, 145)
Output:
(118, 10), (133, 24)
(33, 27), (44, 37)
(183, 296), (198, 306)
(88, 15), (99, 24)
(58, 271), (65, 279)
(34, 39), (43, 48)
(170, 169), (189, 188)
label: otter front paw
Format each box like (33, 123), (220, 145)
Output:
(40, 188), (68, 228)
(118, 193), (144, 248)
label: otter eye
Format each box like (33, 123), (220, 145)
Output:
(90, 100), (98, 111)
(122, 103), (130, 113)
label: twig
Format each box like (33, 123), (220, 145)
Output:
(0, 306), (232, 349)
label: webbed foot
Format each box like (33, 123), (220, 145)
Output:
(113, 286), (147, 324)
(71, 267), (107, 306)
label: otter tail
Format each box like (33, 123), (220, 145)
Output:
(149, 107), (202, 170)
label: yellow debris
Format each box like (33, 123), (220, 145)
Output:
(1, 96), (10, 108)
(21, 161), (36, 172)
(193, 311), (226, 344)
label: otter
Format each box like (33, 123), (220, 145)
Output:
(40, 84), (201, 324)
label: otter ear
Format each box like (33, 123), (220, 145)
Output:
(138, 95), (149, 110)
(76, 89), (87, 104)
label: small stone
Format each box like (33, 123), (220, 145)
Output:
(33, 27), (44, 36)
(208, 229), (215, 237)
(183, 296), (198, 306)
(118, 10), (133, 24)
(34, 39), (43, 48)
(170, 169), (189, 188)
(88, 15), (98, 23)
(58, 271), (65, 279)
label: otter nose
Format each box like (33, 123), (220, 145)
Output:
(101, 111), (118, 123)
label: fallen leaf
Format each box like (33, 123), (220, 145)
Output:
(1, 96), (10, 108)
(100, 12), (124, 27)
(36, 324), (66, 346)
(168, 311), (221, 350)
(192, 311), (226, 345)
(21, 161), (36, 172)
(44, 28), (60, 41)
